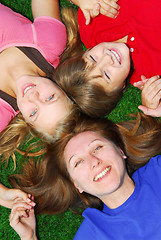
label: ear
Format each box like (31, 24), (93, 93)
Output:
(74, 183), (83, 194)
(120, 149), (127, 159)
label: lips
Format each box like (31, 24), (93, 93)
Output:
(22, 84), (35, 96)
(93, 166), (111, 182)
(110, 49), (121, 64)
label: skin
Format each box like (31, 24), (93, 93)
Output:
(10, 201), (37, 240)
(72, 0), (120, 25)
(134, 75), (161, 117)
(83, 42), (131, 92)
(64, 131), (135, 209)
(16, 75), (70, 134)
(0, 184), (35, 209)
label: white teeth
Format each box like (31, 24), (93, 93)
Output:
(110, 50), (121, 64)
(24, 86), (34, 95)
(94, 166), (111, 182)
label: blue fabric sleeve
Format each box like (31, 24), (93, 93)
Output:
(74, 219), (96, 240)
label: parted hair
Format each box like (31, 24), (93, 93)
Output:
(10, 112), (161, 214)
(53, 54), (126, 118)
(0, 7), (81, 165)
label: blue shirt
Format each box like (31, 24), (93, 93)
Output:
(74, 155), (161, 240)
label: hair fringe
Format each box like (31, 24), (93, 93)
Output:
(9, 112), (161, 214)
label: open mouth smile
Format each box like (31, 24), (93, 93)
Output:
(93, 166), (111, 182)
(110, 49), (121, 64)
(23, 84), (35, 96)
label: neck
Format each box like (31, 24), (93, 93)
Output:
(115, 35), (128, 43)
(0, 47), (46, 98)
(101, 174), (135, 209)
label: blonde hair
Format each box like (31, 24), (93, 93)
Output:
(0, 7), (82, 166)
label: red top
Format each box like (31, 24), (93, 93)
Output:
(78, 0), (161, 85)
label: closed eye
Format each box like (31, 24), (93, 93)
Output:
(89, 55), (97, 62)
(104, 71), (110, 80)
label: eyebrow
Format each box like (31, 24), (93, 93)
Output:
(69, 139), (101, 163)
(69, 154), (77, 164)
(88, 139), (100, 146)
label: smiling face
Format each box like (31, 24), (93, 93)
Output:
(83, 42), (131, 92)
(16, 75), (70, 134)
(64, 131), (131, 203)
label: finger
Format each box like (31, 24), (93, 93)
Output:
(92, 3), (100, 17)
(133, 81), (145, 90)
(14, 195), (36, 207)
(143, 75), (160, 90)
(142, 79), (161, 103)
(10, 208), (28, 226)
(12, 201), (33, 211)
(82, 9), (91, 25)
(12, 189), (32, 203)
(101, 0), (119, 10)
(100, 8), (117, 18)
(138, 105), (161, 117)
(141, 75), (147, 81)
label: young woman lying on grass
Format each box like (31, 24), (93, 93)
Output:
(53, 0), (161, 118)
(9, 111), (161, 239)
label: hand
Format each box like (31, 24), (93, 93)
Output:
(138, 104), (161, 117)
(76, 0), (119, 25)
(138, 75), (161, 117)
(133, 75), (148, 90)
(0, 184), (35, 209)
(141, 75), (161, 109)
(10, 201), (37, 240)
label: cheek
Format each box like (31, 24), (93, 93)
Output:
(16, 97), (23, 112)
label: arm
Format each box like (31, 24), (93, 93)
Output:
(137, 75), (161, 117)
(71, 0), (119, 25)
(0, 183), (35, 209)
(31, 0), (61, 21)
(10, 202), (37, 240)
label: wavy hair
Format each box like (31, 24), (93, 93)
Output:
(0, 8), (81, 167)
(9, 113), (161, 214)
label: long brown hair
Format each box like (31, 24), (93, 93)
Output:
(10, 112), (161, 214)
(52, 8), (131, 118)
(53, 55), (126, 118)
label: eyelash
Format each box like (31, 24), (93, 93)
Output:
(89, 55), (96, 62)
(74, 145), (103, 168)
(46, 94), (55, 102)
(93, 145), (103, 153)
(75, 159), (83, 168)
(104, 71), (110, 80)
(30, 109), (37, 118)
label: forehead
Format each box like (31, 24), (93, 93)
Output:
(65, 131), (106, 155)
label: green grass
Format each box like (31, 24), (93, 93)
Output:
(0, 0), (142, 239)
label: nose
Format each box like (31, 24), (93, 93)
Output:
(27, 90), (42, 103)
(98, 54), (114, 69)
(89, 154), (102, 169)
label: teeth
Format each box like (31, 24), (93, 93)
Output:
(110, 50), (121, 64)
(94, 166), (111, 182)
(24, 86), (34, 95)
